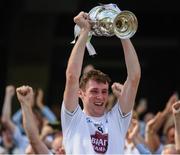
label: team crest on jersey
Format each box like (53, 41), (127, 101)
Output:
(91, 131), (108, 153)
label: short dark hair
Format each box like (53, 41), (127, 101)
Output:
(79, 69), (111, 90)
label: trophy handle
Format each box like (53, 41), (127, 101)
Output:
(113, 10), (138, 39)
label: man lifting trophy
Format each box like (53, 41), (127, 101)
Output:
(72, 3), (138, 55)
(62, 3), (141, 155)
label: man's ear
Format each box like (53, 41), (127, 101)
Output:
(78, 89), (83, 98)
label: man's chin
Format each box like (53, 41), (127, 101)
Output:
(94, 107), (105, 116)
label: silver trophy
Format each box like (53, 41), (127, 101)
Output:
(89, 3), (138, 39)
(72, 3), (138, 56)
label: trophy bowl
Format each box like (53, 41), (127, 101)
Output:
(88, 4), (138, 39)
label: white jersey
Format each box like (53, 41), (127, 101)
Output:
(61, 102), (132, 154)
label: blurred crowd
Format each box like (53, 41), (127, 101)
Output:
(0, 85), (65, 154)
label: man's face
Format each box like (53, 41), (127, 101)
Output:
(80, 79), (109, 117)
(167, 127), (175, 144)
(161, 144), (177, 154)
(52, 136), (65, 155)
(2, 129), (13, 148)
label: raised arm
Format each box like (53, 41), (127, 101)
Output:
(1, 85), (16, 132)
(172, 101), (180, 153)
(154, 93), (178, 131)
(36, 88), (57, 122)
(145, 112), (162, 153)
(128, 119), (151, 154)
(63, 12), (91, 112)
(16, 85), (50, 154)
(112, 39), (141, 114)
